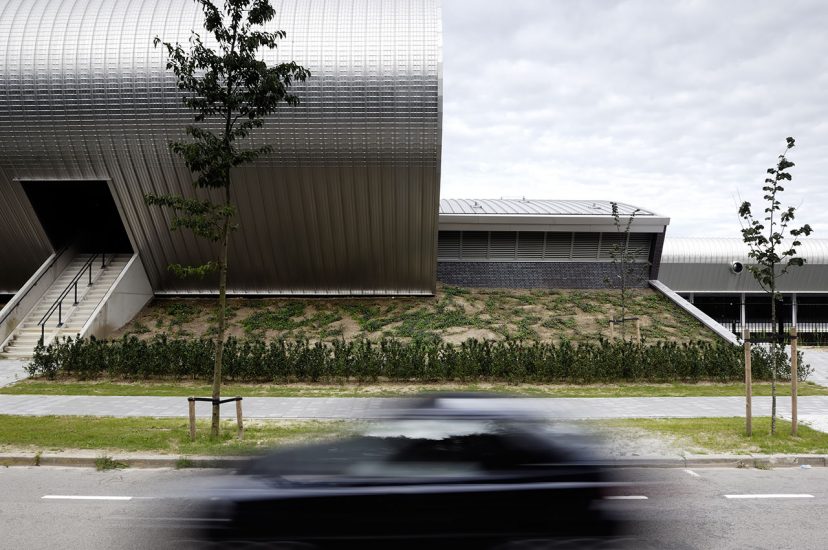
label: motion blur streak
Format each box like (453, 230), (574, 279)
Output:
(132, 394), (650, 549)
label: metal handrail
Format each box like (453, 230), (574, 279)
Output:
(0, 246), (69, 328)
(39, 253), (109, 343)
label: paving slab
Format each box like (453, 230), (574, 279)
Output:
(1, 394), (828, 421)
(802, 348), (828, 387)
(0, 359), (28, 388)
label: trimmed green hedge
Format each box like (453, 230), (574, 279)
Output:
(27, 335), (809, 383)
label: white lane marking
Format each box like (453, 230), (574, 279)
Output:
(684, 469), (701, 478)
(724, 494), (814, 499)
(42, 495), (133, 501)
(605, 496), (648, 500)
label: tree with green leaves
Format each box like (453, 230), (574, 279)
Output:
(605, 202), (646, 341)
(738, 137), (812, 434)
(146, 0), (309, 437)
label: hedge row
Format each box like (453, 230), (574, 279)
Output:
(27, 335), (808, 383)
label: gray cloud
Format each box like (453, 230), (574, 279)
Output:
(441, 0), (828, 237)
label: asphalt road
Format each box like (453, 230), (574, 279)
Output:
(1, 466), (827, 549)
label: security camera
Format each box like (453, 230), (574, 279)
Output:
(730, 261), (744, 274)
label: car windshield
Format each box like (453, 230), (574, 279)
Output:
(363, 419), (500, 441)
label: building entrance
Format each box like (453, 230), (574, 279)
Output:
(21, 181), (132, 253)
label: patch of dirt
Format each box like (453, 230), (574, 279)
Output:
(111, 285), (716, 345)
(587, 425), (688, 458)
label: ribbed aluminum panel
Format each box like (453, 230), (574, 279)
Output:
(661, 238), (828, 265)
(439, 199), (655, 216)
(0, 176), (52, 291)
(0, 0), (442, 295)
(659, 238), (828, 293)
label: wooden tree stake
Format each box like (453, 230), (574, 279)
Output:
(236, 397), (244, 441)
(188, 398), (196, 442)
(743, 329), (752, 436)
(791, 327), (798, 436)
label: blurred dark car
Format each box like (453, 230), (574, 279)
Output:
(190, 395), (624, 549)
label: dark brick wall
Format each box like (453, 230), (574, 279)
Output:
(437, 261), (651, 289)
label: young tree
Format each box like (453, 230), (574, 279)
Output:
(738, 137), (812, 434)
(146, 0), (309, 437)
(605, 202), (646, 341)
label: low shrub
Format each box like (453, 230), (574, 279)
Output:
(27, 335), (797, 384)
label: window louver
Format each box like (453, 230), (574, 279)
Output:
(438, 231), (461, 260)
(489, 232), (517, 259)
(436, 231), (658, 263)
(627, 234), (652, 260)
(461, 232), (489, 259)
(517, 232), (545, 259)
(572, 233), (600, 259)
(599, 233), (625, 259)
(544, 233), (572, 259)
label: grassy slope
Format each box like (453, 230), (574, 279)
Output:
(112, 285), (716, 345)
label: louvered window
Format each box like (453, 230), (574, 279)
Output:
(627, 234), (652, 260)
(489, 232), (517, 259)
(545, 232), (573, 259)
(599, 233), (625, 259)
(438, 231), (461, 260)
(517, 232), (545, 259)
(461, 232), (489, 259)
(572, 233), (600, 259)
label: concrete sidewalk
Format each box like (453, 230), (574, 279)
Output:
(0, 359), (28, 388)
(803, 348), (828, 387)
(0, 394), (825, 421)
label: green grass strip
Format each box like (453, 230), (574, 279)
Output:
(2, 379), (827, 398)
(602, 417), (828, 455)
(0, 415), (345, 456)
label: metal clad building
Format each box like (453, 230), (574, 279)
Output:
(658, 238), (828, 293)
(436, 199), (670, 289)
(0, 0), (442, 295)
(657, 237), (828, 341)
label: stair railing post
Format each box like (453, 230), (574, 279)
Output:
(58, 301), (62, 327)
(73, 281), (78, 305)
(41, 323), (44, 343)
(88, 263), (92, 286)
(101, 253), (105, 269)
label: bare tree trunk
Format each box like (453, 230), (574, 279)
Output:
(211, 185), (231, 438)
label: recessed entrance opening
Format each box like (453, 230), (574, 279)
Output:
(21, 180), (132, 254)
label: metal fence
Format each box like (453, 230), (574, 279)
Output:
(692, 295), (828, 346)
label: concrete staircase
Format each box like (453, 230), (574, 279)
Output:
(1, 253), (130, 359)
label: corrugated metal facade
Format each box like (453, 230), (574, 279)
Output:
(437, 199), (670, 235)
(0, 0), (442, 295)
(658, 238), (828, 293)
(439, 199), (655, 217)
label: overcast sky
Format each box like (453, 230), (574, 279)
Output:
(440, 0), (828, 237)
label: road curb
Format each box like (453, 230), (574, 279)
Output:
(0, 453), (250, 469)
(3, 452), (828, 470)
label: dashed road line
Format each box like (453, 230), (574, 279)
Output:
(42, 495), (133, 501)
(724, 494), (814, 499)
(684, 469), (701, 478)
(605, 495), (648, 500)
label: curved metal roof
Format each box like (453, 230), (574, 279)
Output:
(439, 199), (656, 217)
(662, 238), (828, 265)
(659, 238), (828, 293)
(0, 0), (441, 295)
